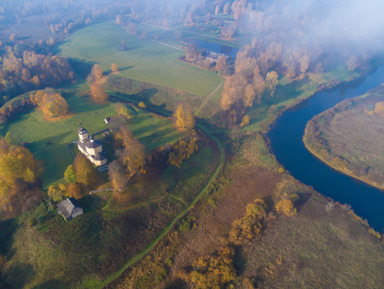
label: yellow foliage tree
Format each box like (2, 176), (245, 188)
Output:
(189, 246), (236, 289)
(275, 198), (297, 216)
(174, 103), (195, 130)
(31, 89), (68, 118)
(168, 136), (198, 168)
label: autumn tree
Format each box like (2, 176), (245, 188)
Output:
(229, 199), (267, 245)
(0, 138), (40, 215)
(31, 89), (69, 118)
(275, 193), (298, 216)
(90, 83), (109, 103)
(189, 246), (236, 289)
(215, 56), (229, 75)
(88, 64), (104, 84)
(108, 160), (127, 191)
(185, 43), (200, 62)
(67, 183), (82, 199)
(173, 103), (195, 130)
(168, 136), (198, 168)
(115, 125), (146, 177)
(47, 184), (66, 202)
(265, 71), (278, 97)
(73, 153), (97, 188)
(64, 164), (76, 183)
(111, 63), (119, 73)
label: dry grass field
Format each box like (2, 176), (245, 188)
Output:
(304, 85), (384, 189)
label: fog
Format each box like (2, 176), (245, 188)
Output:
(245, 0), (384, 56)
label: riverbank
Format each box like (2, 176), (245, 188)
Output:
(303, 85), (384, 190)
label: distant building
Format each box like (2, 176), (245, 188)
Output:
(104, 117), (111, 124)
(76, 127), (107, 166)
(205, 50), (229, 63)
(57, 197), (83, 221)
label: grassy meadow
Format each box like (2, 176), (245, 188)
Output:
(58, 22), (223, 97)
(304, 84), (384, 189)
(4, 91), (183, 189)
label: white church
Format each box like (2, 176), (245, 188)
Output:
(76, 127), (107, 166)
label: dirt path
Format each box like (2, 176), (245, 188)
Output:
(196, 81), (223, 116)
(151, 39), (184, 51)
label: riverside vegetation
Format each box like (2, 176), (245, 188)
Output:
(304, 84), (384, 190)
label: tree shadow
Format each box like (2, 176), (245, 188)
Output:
(68, 59), (94, 80)
(117, 66), (134, 72)
(3, 262), (35, 289)
(233, 245), (247, 275)
(0, 219), (18, 258)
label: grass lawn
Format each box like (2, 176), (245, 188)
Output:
(57, 22), (223, 96)
(4, 92), (183, 189)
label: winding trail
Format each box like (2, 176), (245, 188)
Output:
(98, 124), (225, 289)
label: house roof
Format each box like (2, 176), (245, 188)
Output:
(94, 152), (106, 161)
(57, 197), (82, 220)
(86, 139), (102, 149)
(78, 127), (88, 134)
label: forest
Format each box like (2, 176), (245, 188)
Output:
(1, 0), (384, 289)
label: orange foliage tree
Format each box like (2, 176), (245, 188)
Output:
(31, 89), (68, 118)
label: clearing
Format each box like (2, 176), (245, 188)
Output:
(58, 22), (223, 96)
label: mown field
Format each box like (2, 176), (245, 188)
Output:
(4, 91), (183, 189)
(304, 84), (384, 189)
(58, 22), (223, 97)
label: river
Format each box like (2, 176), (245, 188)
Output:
(268, 66), (384, 232)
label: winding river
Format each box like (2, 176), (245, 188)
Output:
(268, 66), (384, 232)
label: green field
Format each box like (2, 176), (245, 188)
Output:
(58, 22), (223, 96)
(4, 92), (183, 189)
(304, 84), (384, 189)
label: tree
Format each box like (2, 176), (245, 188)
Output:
(88, 64), (103, 84)
(48, 185), (65, 202)
(67, 183), (82, 199)
(173, 103), (195, 130)
(108, 160), (127, 191)
(184, 11), (194, 28)
(119, 138), (146, 176)
(168, 137), (198, 168)
(111, 63), (119, 73)
(221, 24), (236, 40)
(215, 5), (220, 15)
(265, 71), (278, 97)
(115, 125), (146, 176)
(31, 89), (69, 118)
(189, 246), (236, 289)
(90, 83), (109, 103)
(185, 43), (200, 62)
(215, 56), (229, 75)
(223, 3), (231, 14)
(275, 199), (296, 216)
(73, 153), (97, 188)
(64, 164), (76, 183)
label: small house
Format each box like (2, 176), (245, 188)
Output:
(57, 197), (83, 221)
(104, 117), (111, 124)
